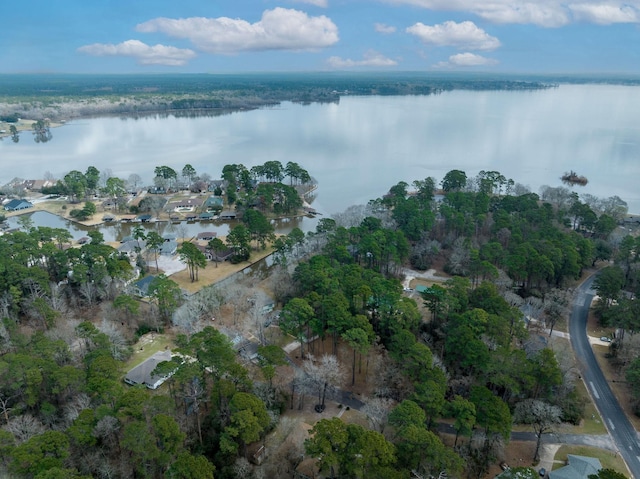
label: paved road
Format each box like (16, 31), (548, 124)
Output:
(570, 274), (640, 477)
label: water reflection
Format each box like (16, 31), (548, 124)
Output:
(6, 211), (312, 242)
(2, 84), (640, 213)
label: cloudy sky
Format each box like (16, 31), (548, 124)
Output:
(3, 0), (640, 73)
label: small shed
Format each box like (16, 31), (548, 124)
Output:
(137, 214), (152, 222)
(199, 212), (214, 220)
(102, 215), (115, 222)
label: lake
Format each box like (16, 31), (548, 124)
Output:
(2, 83), (640, 220)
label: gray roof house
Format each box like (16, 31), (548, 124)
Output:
(204, 195), (224, 210)
(4, 199), (33, 212)
(118, 240), (146, 256)
(160, 240), (178, 256)
(197, 231), (217, 241)
(124, 350), (175, 389)
(549, 455), (602, 479)
(132, 275), (156, 297)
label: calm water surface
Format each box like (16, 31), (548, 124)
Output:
(2, 84), (640, 218)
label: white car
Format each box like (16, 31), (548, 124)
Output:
(600, 336), (612, 343)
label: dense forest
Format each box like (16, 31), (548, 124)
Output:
(0, 166), (635, 478)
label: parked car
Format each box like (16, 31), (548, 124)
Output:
(600, 336), (612, 342)
(539, 467), (546, 476)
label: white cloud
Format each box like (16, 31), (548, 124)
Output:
(77, 40), (196, 66)
(327, 50), (398, 68)
(374, 23), (397, 34)
(569, 4), (640, 24)
(406, 20), (500, 50)
(384, 0), (640, 27)
(136, 8), (339, 54)
(293, 0), (328, 6)
(434, 52), (499, 68)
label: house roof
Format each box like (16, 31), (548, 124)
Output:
(204, 196), (224, 207)
(197, 231), (217, 239)
(160, 240), (178, 255)
(124, 350), (174, 389)
(133, 275), (156, 296)
(549, 455), (602, 479)
(119, 240), (145, 253)
(4, 199), (32, 210)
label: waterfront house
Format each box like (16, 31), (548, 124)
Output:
(207, 246), (234, 262)
(118, 240), (145, 259)
(4, 199), (33, 212)
(162, 233), (177, 242)
(168, 197), (205, 212)
(197, 231), (216, 241)
(219, 210), (237, 220)
(160, 241), (178, 256)
(204, 195), (224, 211)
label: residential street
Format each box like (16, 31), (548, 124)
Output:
(570, 273), (640, 477)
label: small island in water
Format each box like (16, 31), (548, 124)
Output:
(561, 170), (589, 187)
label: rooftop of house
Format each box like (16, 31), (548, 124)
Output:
(549, 455), (602, 479)
(124, 350), (174, 389)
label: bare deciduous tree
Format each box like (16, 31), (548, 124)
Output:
(361, 396), (394, 433)
(233, 457), (253, 479)
(3, 414), (46, 443)
(302, 354), (346, 413)
(514, 399), (561, 462)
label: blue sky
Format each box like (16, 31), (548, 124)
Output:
(3, 0), (640, 74)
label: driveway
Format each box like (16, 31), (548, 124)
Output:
(152, 255), (186, 276)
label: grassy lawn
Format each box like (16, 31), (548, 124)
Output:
(512, 378), (606, 436)
(171, 246), (274, 294)
(554, 445), (628, 475)
(124, 333), (175, 371)
(567, 379), (608, 435)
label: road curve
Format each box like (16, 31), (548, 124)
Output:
(570, 274), (640, 477)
